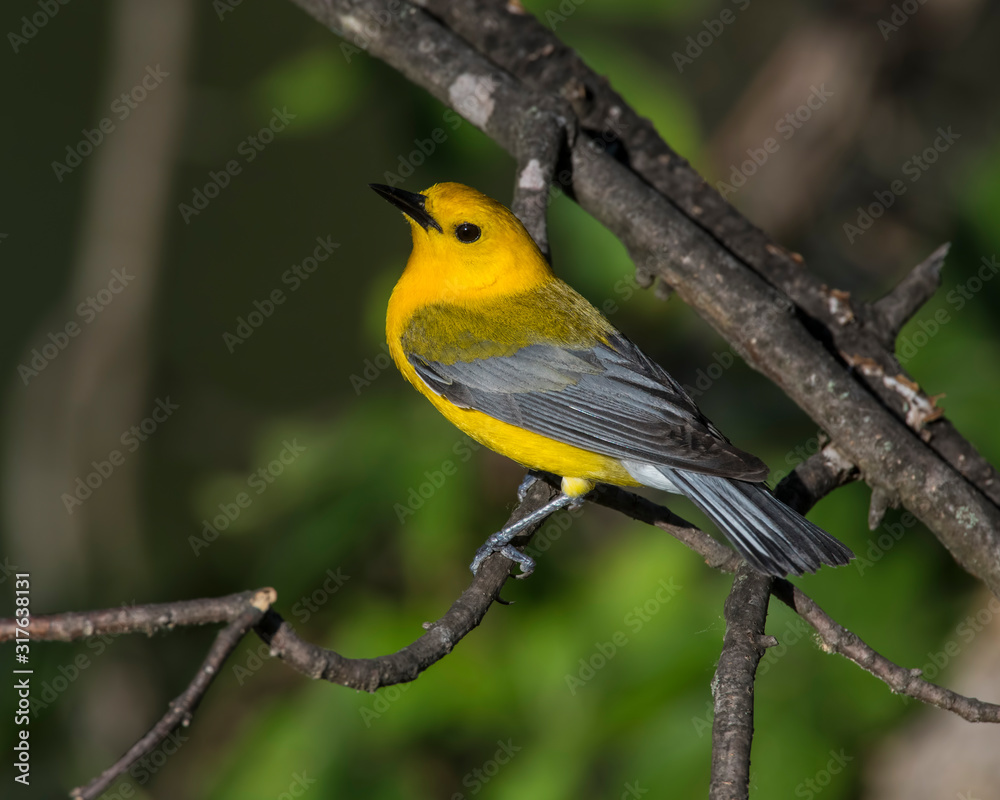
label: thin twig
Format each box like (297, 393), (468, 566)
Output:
(69, 592), (274, 799)
(0, 589), (273, 643)
(869, 243), (949, 347)
(772, 580), (1000, 722)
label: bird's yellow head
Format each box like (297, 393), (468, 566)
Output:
(371, 182), (554, 304)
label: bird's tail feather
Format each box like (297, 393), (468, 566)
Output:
(663, 468), (854, 576)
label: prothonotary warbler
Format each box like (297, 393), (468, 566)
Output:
(371, 181), (853, 578)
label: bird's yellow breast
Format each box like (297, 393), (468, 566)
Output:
(386, 281), (638, 488)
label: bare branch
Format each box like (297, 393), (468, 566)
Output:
(0, 589), (274, 643)
(18, 484), (561, 794)
(69, 594), (273, 800)
(710, 567), (774, 800)
(510, 99), (572, 260)
(259, 478), (561, 691)
(869, 243), (950, 346)
(771, 580), (1000, 723)
(11, 453), (998, 798)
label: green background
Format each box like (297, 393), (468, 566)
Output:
(2, 0), (1000, 798)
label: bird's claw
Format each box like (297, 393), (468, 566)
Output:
(468, 489), (575, 579)
(469, 540), (536, 578)
(516, 472), (540, 503)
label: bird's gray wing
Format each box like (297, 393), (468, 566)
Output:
(408, 331), (769, 481)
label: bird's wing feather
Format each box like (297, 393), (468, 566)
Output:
(407, 327), (769, 481)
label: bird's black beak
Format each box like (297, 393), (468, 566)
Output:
(369, 184), (443, 233)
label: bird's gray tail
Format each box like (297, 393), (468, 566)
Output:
(665, 469), (854, 576)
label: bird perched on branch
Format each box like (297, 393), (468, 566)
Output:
(372, 181), (853, 578)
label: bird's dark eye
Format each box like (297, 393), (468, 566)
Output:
(455, 223), (481, 243)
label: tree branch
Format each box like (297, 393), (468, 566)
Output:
(68, 591), (274, 800)
(257, 478), (561, 691)
(710, 567), (774, 800)
(0, 589), (275, 643)
(509, 98), (572, 260)
(10, 453), (998, 796)
(771, 580), (1000, 723)
(869, 243), (949, 348)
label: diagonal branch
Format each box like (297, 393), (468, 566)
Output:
(257, 478), (562, 691)
(869, 243), (950, 348)
(68, 591), (274, 800)
(771, 580), (1000, 723)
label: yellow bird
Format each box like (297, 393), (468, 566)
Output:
(372, 182), (853, 577)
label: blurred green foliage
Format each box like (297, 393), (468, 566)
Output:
(2, 0), (999, 798)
